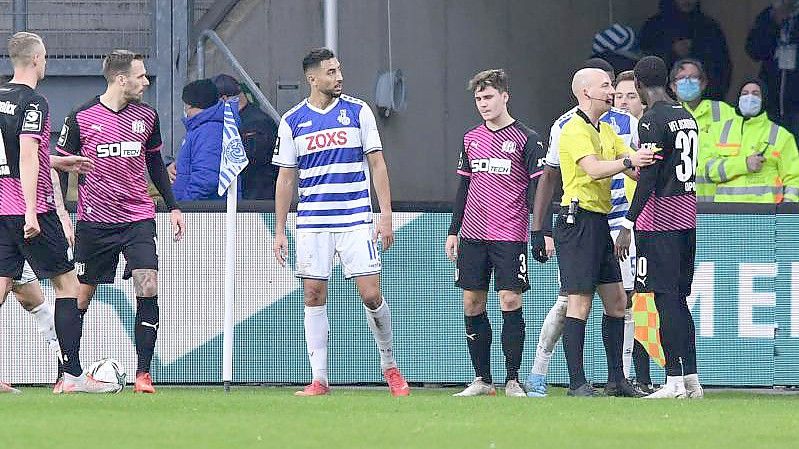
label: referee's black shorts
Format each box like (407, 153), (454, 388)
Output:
(553, 206), (621, 294)
(634, 229), (696, 297)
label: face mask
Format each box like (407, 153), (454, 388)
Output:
(738, 94), (763, 117)
(675, 78), (702, 102)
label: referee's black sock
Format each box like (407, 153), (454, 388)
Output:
(465, 312), (492, 384)
(563, 317), (587, 389)
(135, 296), (159, 374)
(55, 298), (83, 377)
(601, 314), (625, 383)
(501, 308), (525, 383)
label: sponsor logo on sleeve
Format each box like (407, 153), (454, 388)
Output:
(21, 109), (42, 132)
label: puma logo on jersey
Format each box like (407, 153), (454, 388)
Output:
(641, 122), (651, 130)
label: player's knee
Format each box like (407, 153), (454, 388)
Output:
(462, 291), (487, 315)
(50, 272), (79, 298)
(359, 287), (382, 309)
(133, 270), (158, 297)
(303, 285), (327, 306)
(498, 290), (522, 311)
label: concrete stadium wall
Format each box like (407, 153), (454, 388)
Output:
(198, 0), (770, 203)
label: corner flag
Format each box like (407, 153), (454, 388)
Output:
(218, 99), (248, 196)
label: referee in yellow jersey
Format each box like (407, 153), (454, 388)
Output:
(536, 68), (654, 396)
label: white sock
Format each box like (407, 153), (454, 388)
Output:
(304, 305), (329, 386)
(531, 295), (568, 376)
(665, 375), (685, 388)
(623, 307), (634, 379)
(30, 302), (57, 344)
(684, 373), (701, 388)
(364, 298), (396, 370)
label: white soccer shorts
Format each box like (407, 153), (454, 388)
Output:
(13, 261), (37, 288)
(610, 228), (636, 291)
(295, 227), (381, 280)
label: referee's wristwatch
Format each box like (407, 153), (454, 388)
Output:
(622, 157), (633, 169)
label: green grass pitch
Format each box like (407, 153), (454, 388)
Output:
(2, 387), (797, 449)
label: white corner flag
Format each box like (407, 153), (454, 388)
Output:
(218, 99), (249, 195)
(220, 99), (247, 392)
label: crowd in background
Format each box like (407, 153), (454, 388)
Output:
(589, 0), (799, 204)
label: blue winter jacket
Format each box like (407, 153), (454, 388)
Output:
(173, 101), (227, 201)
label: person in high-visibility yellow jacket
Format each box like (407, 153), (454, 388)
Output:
(669, 58), (736, 202)
(702, 78), (799, 203)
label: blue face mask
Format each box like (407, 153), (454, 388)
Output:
(675, 78), (702, 102)
(738, 94), (763, 117)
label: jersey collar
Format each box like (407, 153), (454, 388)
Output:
(576, 108), (600, 132)
(305, 97), (340, 115)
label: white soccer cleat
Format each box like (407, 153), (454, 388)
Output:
(62, 373), (122, 394)
(504, 379), (526, 397)
(1, 381), (21, 394)
(643, 378), (686, 399)
(684, 374), (704, 399)
(453, 377), (496, 397)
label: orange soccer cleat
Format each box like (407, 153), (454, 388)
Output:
(134, 372), (156, 394)
(384, 367), (410, 397)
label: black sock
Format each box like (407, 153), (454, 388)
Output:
(501, 308), (525, 383)
(602, 314), (625, 383)
(655, 292), (685, 377)
(464, 312), (492, 384)
(55, 298), (82, 376)
(135, 296), (159, 374)
(563, 317), (587, 389)
(682, 297), (698, 375)
(632, 340), (651, 384)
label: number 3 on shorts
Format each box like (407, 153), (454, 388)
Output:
(517, 253), (528, 282)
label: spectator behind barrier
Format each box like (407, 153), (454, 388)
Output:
(669, 59), (736, 202)
(591, 24), (641, 74)
(640, 0), (731, 100)
(212, 74), (279, 200)
(747, 0), (799, 138)
(702, 77), (799, 203)
(173, 79), (228, 201)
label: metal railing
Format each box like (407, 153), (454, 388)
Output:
(0, 0), (152, 58)
(196, 29), (281, 123)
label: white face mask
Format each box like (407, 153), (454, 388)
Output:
(738, 94), (763, 117)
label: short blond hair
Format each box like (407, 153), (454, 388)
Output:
(8, 32), (44, 67)
(468, 69), (509, 93)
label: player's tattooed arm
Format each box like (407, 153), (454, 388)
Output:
(50, 169), (74, 248)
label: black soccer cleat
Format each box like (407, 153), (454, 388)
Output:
(567, 383), (597, 397)
(605, 379), (646, 397)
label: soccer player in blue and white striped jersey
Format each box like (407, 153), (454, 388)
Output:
(272, 48), (409, 397)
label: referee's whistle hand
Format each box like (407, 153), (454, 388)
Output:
(631, 148), (655, 167)
(445, 235), (459, 262)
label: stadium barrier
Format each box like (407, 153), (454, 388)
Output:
(2, 203), (797, 387)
